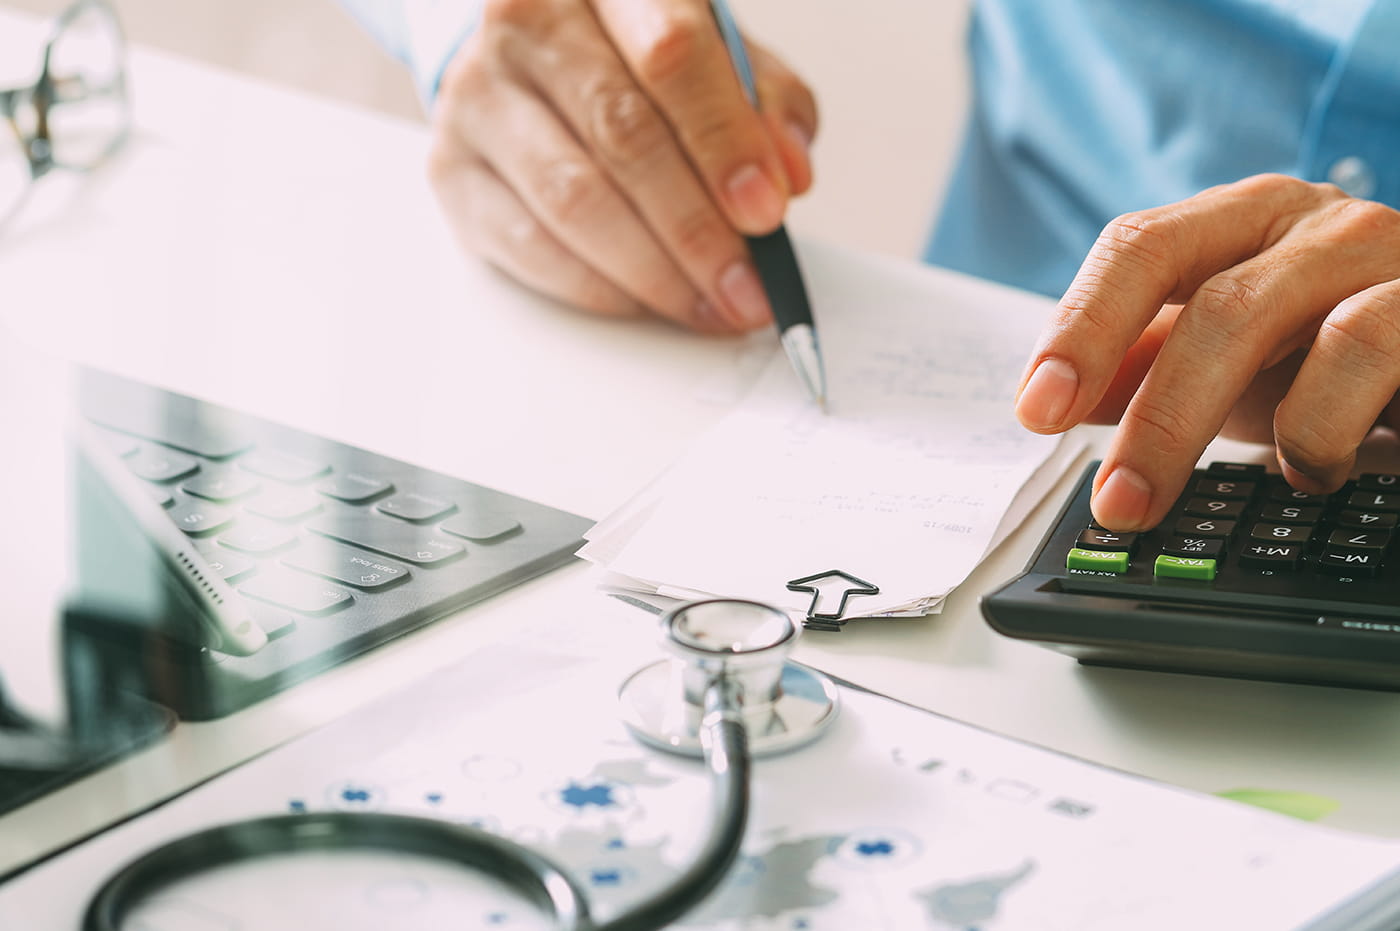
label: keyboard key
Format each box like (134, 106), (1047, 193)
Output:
(246, 488), (323, 522)
(182, 471), (260, 502)
(146, 484), (175, 509)
(1239, 543), (1303, 571)
(98, 431), (139, 458)
(1249, 524), (1313, 545)
(1194, 479), (1255, 500)
(1183, 497), (1245, 519)
(440, 512), (524, 543)
(377, 492), (455, 523)
(128, 449), (199, 483)
(1161, 536), (1224, 558)
(1174, 517), (1236, 538)
(1347, 491), (1400, 512)
(1205, 462), (1266, 478)
(1326, 529), (1391, 551)
(240, 569), (352, 616)
(1317, 547), (1383, 577)
(1337, 510), (1399, 531)
(168, 500), (235, 537)
(1154, 555), (1216, 581)
(238, 450), (330, 483)
(318, 473), (394, 503)
(1066, 548), (1128, 573)
(218, 520), (300, 555)
(201, 549), (257, 584)
(307, 513), (465, 566)
(1358, 473), (1400, 492)
(282, 540), (411, 590)
(1259, 503), (1323, 525)
(246, 605), (297, 641)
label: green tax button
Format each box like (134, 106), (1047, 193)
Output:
(1154, 554), (1217, 581)
(1066, 547), (1129, 573)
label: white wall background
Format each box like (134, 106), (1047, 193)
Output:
(4, 0), (970, 258)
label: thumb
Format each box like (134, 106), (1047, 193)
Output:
(746, 37), (818, 196)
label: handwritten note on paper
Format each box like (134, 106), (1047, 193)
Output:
(594, 242), (1073, 617)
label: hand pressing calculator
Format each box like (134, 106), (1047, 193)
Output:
(982, 460), (1400, 691)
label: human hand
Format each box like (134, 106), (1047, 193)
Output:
(427, 0), (817, 333)
(1013, 174), (1400, 530)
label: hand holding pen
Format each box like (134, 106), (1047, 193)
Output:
(426, 0), (817, 334)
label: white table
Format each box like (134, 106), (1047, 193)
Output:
(4, 7), (1400, 917)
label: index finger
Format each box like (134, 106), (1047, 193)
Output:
(1014, 176), (1334, 435)
(594, 0), (790, 234)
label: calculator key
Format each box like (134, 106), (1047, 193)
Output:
(1174, 517), (1237, 538)
(1358, 473), (1400, 492)
(1154, 555), (1216, 581)
(1259, 503), (1323, 525)
(1183, 497), (1245, 519)
(1347, 491), (1400, 512)
(377, 492), (456, 523)
(1075, 527), (1138, 552)
(1249, 524), (1313, 545)
(238, 450), (330, 483)
(308, 513), (466, 566)
(168, 500), (235, 537)
(241, 569), (352, 616)
(1337, 510), (1399, 531)
(219, 520), (300, 555)
(1205, 462), (1266, 478)
(182, 471), (260, 503)
(1270, 485), (1330, 506)
(1194, 479), (1255, 500)
(1066, 548), (1129, 573)
(442, 512), (524, 543)
(1239, 543), (1303, 571)
(128, 449), (199, 483)
(1161, 536), (1224, 558)
(1326, 529), (1391, 551)
(282, 540), (411, 590)
(318, 473), (394, 503)
(246, 488), (323, 522)
(146, 484), (175, 509)
(1316, 547), (1383, 577)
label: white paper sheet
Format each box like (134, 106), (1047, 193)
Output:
(585, 242), (1071, 616)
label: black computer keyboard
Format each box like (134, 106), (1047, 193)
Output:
(982, 461), (1400, 691)
(75, 369), (594, 720)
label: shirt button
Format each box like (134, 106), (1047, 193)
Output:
(1327, 156), (1377, 199)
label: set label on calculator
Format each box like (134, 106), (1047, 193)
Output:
(1065, 463), (1400, 582)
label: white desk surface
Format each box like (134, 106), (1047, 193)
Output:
(3, 7), (1400, 909)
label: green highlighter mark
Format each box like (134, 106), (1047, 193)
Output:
(1216, 788), (1340, 822)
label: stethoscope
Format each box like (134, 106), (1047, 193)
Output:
(83, 599), (841, 931)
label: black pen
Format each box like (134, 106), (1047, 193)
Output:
(710, 0), (829, 411)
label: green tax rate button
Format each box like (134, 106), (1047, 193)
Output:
(1154, 554), (1217, 581)
(1067, 547), (1129, 573)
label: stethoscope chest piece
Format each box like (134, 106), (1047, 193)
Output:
(619, 599), (839, 758)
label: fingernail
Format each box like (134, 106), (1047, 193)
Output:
(719, 260), (771, 328)
(1092, 464), (1153, 530)
(1016, 358), (1079, 431)
(784, 120), (812, 159)
(725, 163), (785, 230)
(692, 296), (727, 332)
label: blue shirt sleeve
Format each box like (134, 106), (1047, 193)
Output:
(338, 0), (480, 103)
(927, 0), (1400, 299)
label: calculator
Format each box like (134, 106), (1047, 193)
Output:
(981, 460), (1400, 691)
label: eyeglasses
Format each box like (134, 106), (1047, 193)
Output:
(1, 0), (130, 232)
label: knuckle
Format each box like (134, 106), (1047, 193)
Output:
(1318, 298), (1400, 371)
(1326, 197), (1400, 240)
(480, 0), (542, 29)
(1237, 172), (1303, 199)
(670, 207), (732, 260)
(1093, 211), (1182, 286)
(1188, 274), (1268, 347)
(1129, 392), (1200, 454)
(534, 158), (609, 226)
(636, 12), (708, 87)
(588, 83), (666, 167)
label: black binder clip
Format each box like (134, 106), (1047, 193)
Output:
(786, 570), (880, 632)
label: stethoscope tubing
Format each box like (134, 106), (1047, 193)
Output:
(83, 683), (752, 931)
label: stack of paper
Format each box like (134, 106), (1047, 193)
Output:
(581, 242), (1084, 620)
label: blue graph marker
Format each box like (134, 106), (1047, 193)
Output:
(856, 839), (896, 857)
(590, 869), (624, 886)
(560, 782), (617, 809)
(606, 838), (626, 850)
(425, 792), (443, 805)
(486, 913), (509, 925)
(287, 799), (307, 813)
(341, 787), (372, 804)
